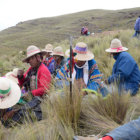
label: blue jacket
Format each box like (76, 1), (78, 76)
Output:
(108, 52), (140, 95)
(134, 17), (140, 31)
(107, 117), (140, 140)
(47, 60), (55, 74)
(56, 59), (106, 94)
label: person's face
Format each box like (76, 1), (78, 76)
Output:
(53, 55), (60, 63)
(111, 53), (118, 56)
(45, 52), (51, 58)
(27, 55), (39, 68)
(75, 60), (86, 67)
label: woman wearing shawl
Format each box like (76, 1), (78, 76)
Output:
(56, 42), (108, 96)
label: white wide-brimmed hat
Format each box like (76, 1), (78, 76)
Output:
(51, 46), (64, 56)
(0, 77), (21, 109)
(105, 38), (128, 53)
(73, 42), (94, 61)
(42, 44), (53, 53)
(5, 68), (19, 84)
(23, 45), (41, 62)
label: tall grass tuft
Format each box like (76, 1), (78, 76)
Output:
(1, 29), (140, 139)
(79, 92), (131, 135)
(41, 84), (83, 136)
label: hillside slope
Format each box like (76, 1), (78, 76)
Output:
(0, 7), (139, 54)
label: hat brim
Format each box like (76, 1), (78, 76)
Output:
(5, 72), (18, 84)
(41, 49), (53, 53)
(22, 51), (41, 63)
(51, 52), (64, 57)
(105, 47), (128, 53)
(74, 51), (94, 61)
(0, 78), (21, 109)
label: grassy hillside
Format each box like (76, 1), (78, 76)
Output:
(0, 7), (140, 140)
(0, 7), (139, 54)
(1, 30), (140, 140)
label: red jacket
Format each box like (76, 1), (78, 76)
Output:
(18, 63), (51, 96)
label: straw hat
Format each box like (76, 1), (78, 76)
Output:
(0, 77), (21, 109)
(73, 42), (94, 61)
(42, 44), (53, 53)
(105, 38), (128, 53)
(23, 45), (41, 62)
(5, 68), (19, 84)
(51, 46), (64, 56)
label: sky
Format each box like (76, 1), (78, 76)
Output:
(0, 0), (140, 30)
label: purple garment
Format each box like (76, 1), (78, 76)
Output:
(47, 60), (55, 74)
(134, 17), (140, 31)
(44, 57), (55, 74)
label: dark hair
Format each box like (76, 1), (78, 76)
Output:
(60, 56), (64, 60)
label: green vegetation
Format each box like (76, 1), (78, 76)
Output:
(0, 29), (139, 140)
(0, 7), (140, 140)
(0, 7), (139, 55)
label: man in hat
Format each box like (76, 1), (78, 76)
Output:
(56, 42), (107, 96)
(51, 46), (66, 77)
(12, 45), (51, 123)
(105, 38), (140, 95)
(41, 44), (55, 74)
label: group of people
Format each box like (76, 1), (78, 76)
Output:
(0, 38), (140, 139)
(74, 39), (140, 140)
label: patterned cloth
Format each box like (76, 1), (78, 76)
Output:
(53, 58), (66, 77)
(56, 59), (107, 95)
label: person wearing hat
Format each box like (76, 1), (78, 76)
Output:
(11, 45), (51, 123)
(0, 77), (21, 127)
(105, 38), (140, 95)
(51, 46), (66, 76)
(41, 44), (55, 74)
(56, 42), (107, 96)
(5, 68), (27, 105)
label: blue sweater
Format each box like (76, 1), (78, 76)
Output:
(107, 117), (140, 140)
(134, 17), (140, 31)
(108, 52), (140, 95)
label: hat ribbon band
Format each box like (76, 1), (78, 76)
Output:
(111, 46), (123, 52)
(75, 46), (87, 54)
(74, 49), (87, 54)
(53, 52), (64, 55)
(0, 87), (11, 98)
(27, 49), (40, 55)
